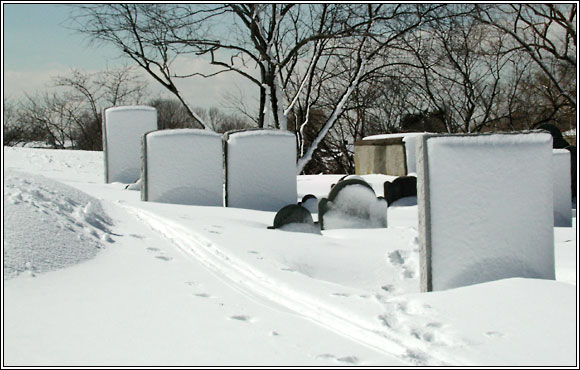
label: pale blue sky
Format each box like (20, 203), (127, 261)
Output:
(3, 3), (257, 110)
(4, 3), (121, 71)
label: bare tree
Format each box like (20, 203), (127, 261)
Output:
(473, 4), (576, 106)
(16, 66), (148, 150)
(68, 4), (209, 127)
(3, 98), (45, 146)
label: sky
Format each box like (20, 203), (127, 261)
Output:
(2, 3), (257, 111)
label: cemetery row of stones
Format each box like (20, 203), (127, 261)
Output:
(103, 106), (296, 211)
(103, 106), (413, 203)
(274, 175), (418, 233)
(104, 107), (570, 293)
(103, 106), (417, 233)
(256, 131), (569, 293)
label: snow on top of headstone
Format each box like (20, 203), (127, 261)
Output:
(426, 132), (552, 147)
(227, 129), (295, 141)
(105, 105), (157, 113)
(363, 132), (428, 140)
(147, 128), (221, 139)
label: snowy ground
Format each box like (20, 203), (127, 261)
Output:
(2, 147), (578, 366)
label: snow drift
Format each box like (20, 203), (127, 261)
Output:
(4, 169), (114, 279)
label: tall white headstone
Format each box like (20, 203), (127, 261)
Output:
(142, 129), (224, 206)
(225, 130), (297, 211)
(103, 106), (157, 183)
(417, 132), (555, 292)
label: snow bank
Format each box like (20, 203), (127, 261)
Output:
(417, 132), (555, 292)
(103, 106), (157, 183)
(142, 129), (223, 206)
(3, 170), (114, 279)
(225, 130), (297, 211)
(552, 149), (572, 227)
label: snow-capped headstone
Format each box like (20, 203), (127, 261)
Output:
(384, 176), (417, 206)
(225, 129), (297, 211)
(103, 106), (157, 183)
(552, 149), (572, 227)
(318, 178), (388, 230)
(141, 129), (223, 206)
(417, 132), (555, 292)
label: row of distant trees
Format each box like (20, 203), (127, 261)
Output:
(4, 4), (576, 174)
(3, 66), (249, 150)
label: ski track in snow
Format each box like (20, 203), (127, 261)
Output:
(122, 204), (464, 366)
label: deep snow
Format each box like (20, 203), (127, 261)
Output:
(2, 147), (578, 366)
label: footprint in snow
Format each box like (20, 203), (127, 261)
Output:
(485, 331), (505, 338)
(387, 250), (416, 279)
(193, 293), (215, 299)
(331, 292), (350, 297)
(229, 315), (254, 323)
(316, 354), (359, 365)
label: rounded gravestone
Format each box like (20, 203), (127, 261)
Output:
(269, 204), (319, 234)
(327, 178), (374, 202)
(384, 176), (417, 206)
(319, 178), (387, 230)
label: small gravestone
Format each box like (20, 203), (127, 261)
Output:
(565, 146), (576, 199)
(384, 176), (417, 206)
(225, 129), (297, 211)
(318, 179), (388, 230)
(102, 106), (158, 184)
(269, 204), (320, 234)
(552, 149), (572, 227)
(141, 129), (223, 206)
(299, 194), (319, 214)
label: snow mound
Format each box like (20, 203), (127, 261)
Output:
(4, 170), (114, 279)
(322, 184), (388, 229)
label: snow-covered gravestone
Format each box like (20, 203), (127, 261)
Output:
(102, 106), (157, 183)
(553, 149), (572, 227)
(318, 179), (388, 230)
(225, 130), (297, 211)
(141, 129), (223, 206)
(417, 132), (555, 292)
